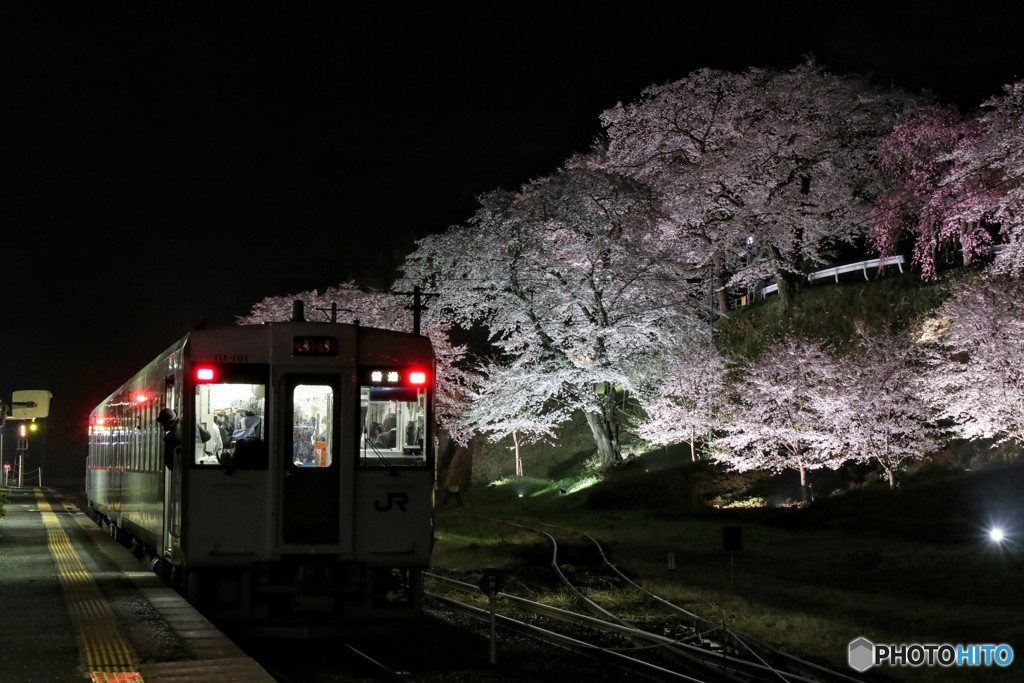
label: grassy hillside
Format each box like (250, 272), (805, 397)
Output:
(714, 269), (952, 359)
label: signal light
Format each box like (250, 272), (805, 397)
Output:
(18, 424), (26, 437)
(194, 365), (217, 383)
(408, 370), (428, 386)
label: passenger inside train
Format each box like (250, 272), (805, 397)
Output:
(194, 382), (267, 469)
(291, 384), (333, 467)
(360, 383), (427, 467)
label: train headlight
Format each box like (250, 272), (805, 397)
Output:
(365, 367), (430, 388)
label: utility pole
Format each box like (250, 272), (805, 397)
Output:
(708, 277), (716, 458)
(392, 285), (437, 335)
(311, 302), (355, 323)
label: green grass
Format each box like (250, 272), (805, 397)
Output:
(714, 271), (953, 360)
(432, 459), (1024, 682)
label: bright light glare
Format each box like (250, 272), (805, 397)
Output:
(989, 527), (1006, 543)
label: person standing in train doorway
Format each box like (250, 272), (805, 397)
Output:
(157, 408), (181, 469)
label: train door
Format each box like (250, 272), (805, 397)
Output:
(183, 362), (270, 569)
(162, 373), (182, 560)
(280, 374), (341, 545)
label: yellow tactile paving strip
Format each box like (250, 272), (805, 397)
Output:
(34, 490), (145, 683)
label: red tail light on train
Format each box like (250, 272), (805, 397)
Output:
(193, 365), (218, 383)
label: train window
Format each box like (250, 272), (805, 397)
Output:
(292, 384), (333, 467)
(359, 384), (428, 468)
(193, 380), (267, 469)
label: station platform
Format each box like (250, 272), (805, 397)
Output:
(0, 486), (276, 682)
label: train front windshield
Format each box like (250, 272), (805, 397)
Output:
(191, 362), (429, 469)
(194, 378), (268, 468)
(360, 380), (428, 468)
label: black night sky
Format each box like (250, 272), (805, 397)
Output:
(4, 2), (1024, 478)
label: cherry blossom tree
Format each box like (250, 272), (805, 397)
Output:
(715, 338), (849, 502)
(914, 274), (1024, 448)
(868, 105), (997, 281)
(591, 61), (918, 311)
(955, 81), (1024, 279)
(824, 332), (940, 489)
(237, 282), (477, 445)
(238, 282), (402, 329)
(633, 330), (727, 460)
(396, 167), (706, 470)
(458, 355), (577, 477)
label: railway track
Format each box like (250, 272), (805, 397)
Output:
(424, 516), (863, 683)
(425, 574), (707, 681)
(60, 484), (858, 681)
(240, 606), (629, 682)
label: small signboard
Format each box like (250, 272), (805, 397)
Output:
(724, 525), (743, 552)
(12, 390), (52, 419)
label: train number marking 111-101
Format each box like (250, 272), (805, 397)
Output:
(213, 353), (250, 362)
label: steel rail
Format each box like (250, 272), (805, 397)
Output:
(455, 516), (855, 682)
(426, 590), (706, 682)
(525, 519), (863, 683)
(343, 643), (414, 682)
(426, 574), (826, 683)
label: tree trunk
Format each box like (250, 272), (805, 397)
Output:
(959, 220), (974, 267)
(775, 270), (800, 310)
(712, 253), (730, 315)
(876, 456), (895, 490)
(714, 272), (729, 315)
(585, 387), (622, 470)
(513, 431), (523, 477)
(798, 462), (809, 503)
(767, 245), (800, 310)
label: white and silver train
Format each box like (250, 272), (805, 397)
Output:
(86, 307), (435, 636)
